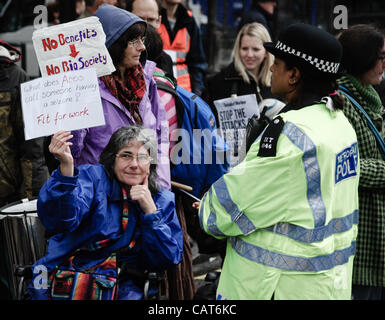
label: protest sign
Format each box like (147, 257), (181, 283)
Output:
(214, 94), (259, 167)
(32, 17), (115, 78)
(21, 68), (105, 140)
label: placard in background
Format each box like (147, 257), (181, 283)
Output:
(214, 94), (259, 167)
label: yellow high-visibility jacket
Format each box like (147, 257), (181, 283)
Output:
(199, 103), (360, 300)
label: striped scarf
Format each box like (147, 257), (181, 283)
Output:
(50, 254), (118, 300)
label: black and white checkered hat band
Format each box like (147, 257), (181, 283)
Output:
(275, 40), (340, 74)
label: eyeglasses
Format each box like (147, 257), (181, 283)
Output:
(116, 152), (152, 165)
(127, 36), (146, 48)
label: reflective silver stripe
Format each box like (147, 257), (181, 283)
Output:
(175, 66), (189, 77)
(206, 189), (226, 236)
(163, 50), (188, 79)
(231, 237), (356, 272)
(198, 191), (208, 230)
(282, 121), (326, 227)
(265, 209), (358, 243)
(176, 51), (188, 60)
(184, 30), (190, 52)
(212, 177), (257, 235)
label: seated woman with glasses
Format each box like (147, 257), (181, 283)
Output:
(68, 4), (171, 191)
(28, 125), (183, 300)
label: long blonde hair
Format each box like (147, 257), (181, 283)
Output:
(232, 22), (273, 86)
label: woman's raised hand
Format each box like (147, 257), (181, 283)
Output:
(49, 131), (74, 177)
(130, 174), (157, 214)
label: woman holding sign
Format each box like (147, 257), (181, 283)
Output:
(204, 23), (284, 165)
(69, 4), (171, 190)
(28, 125), (182, 300)
(204, 23), (278, 124)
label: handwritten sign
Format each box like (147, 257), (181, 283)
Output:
(214, 94), (259, 167)
(21, 68), (105, 140)
(32, 17), (115, 78)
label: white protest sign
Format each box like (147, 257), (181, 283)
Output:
(21, 68), (105, 140)
(32, 17), (115, 78)
(214, 94), (259, 167)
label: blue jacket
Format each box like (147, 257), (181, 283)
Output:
(28, 164), (183, 300)
(171, 85), (230, 198)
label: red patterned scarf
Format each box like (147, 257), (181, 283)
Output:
(101, 64), (146, 124)
(83, 186), (136, 251)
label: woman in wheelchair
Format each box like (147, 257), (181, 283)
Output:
(27, 125), (183, 300)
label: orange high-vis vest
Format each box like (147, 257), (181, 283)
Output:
(158, 16), (192, 92)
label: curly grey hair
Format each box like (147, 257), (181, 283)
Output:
(99, 125), (159, 194)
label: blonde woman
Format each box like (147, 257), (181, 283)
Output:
(204, 22), (274, 122)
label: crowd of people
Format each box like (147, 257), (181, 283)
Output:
(1, 0), (385, 301)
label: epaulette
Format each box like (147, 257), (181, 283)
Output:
(257, 116), (285, 157)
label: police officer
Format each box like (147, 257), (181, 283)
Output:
(198, 23), (359, 300)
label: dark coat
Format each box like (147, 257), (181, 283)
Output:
(204, 62), (273, 125)
(0, 59), (48, 206)
(237, 1), (275, 40)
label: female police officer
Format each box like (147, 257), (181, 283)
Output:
(198, 23), (359, 300)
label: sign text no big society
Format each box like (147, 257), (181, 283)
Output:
(32, 16), (115, 78)
(21, 68), (105, 140)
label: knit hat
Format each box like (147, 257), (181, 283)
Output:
(264, 23), (342, 79)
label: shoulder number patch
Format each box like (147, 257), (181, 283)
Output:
(257, 116), (285, 157)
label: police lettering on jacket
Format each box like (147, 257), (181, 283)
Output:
(335, 142), (358, 184)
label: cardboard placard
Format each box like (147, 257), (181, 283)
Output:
(214, 94), (259, 167)
(32, 17), (115, 78)
(21, 68), (105, 140)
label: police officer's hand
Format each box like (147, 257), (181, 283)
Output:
(49, 131), (74, 177)
(192, 202), (200, 210)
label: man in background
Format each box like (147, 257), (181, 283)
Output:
(127, 0), (174, 79)
(157, 0), (207, 95)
